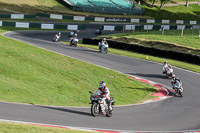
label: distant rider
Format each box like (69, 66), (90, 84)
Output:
(99, 26), (103, 34)
(99, 38), (108, 52)
(171, 75), (182, 90)
(69, 30), (78, 38)
(56, 32), (61, 39)
(70, 33), (77, 43)
(93, 81), (111, 115)
(163, 61), (172, 74)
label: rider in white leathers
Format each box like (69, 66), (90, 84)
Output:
(93, 81), (111, 115)
(163, 61), (172, 74)
(99, 38), (108, 52)
(69, 33), (78, 46)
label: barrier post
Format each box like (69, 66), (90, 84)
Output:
(181, 26), (184, 37)
(162, 27), (164, 35)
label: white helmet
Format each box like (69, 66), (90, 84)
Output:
(59, 32), (61, 35)
(103, 38), (106, 41)
(74, 34), (77, 37)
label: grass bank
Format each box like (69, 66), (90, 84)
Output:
(142, 4), (200, 20)
(0, 28), (157, 106)
(0, 122), (94, 133)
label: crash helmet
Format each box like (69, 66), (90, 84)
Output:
(99, 81), (106, 89)
(59, 32), (61, 35)
(172, 74), (176, 80)
(164, 61), (168, 64)
(74, 34), (77, 37)
(103, 38), (106, 41)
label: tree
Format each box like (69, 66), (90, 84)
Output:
(185, 0), (189, 7)
(159, 0), (170, 9)
(151, 0), (156, 7)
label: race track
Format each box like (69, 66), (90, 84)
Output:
(1, 29), (200, 132)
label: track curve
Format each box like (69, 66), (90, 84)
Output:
(1, 29), (200, 132)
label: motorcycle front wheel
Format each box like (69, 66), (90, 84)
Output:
(91, 103), (100, 117)
(101, 47), (108, 54)
(178, 89), (183, 97)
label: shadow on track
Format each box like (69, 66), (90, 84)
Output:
(124, 87), (158, 93)
(128, 73), (166, 79)
(36, 105), (91, 117)
(64, 45), (99, 53)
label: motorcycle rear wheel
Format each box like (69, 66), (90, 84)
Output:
(91, 103), (100, 117)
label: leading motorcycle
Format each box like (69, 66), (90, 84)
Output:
(98, 42), (108, 54)
(69, 38), (78, 47)
(163, 67), (174, 78)
(89, 91), (114, 117)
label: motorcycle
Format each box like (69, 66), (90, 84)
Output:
(163, 67), (174, 78)
(69, 38), (78, 47)
(98, 42), (108, 54)
(52, 34), (61, 42)
(89, 91), (114, 117)
(173, 81), (183, 97)
(95, 29), (102, 35)
(69, 30), (79, 38)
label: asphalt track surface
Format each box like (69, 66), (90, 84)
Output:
(1, 29), (200, 132)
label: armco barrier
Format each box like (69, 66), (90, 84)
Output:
(54, 24), (67, 29)
(24, 15), (36, 19)
(1, 13), (199, 26)
(36, 13), (50, 18)
(0, 14), (11, 18)
(2, 21), (15, 27)
(29, 23), (41, 29)
(0, 20), (198, 31)
(82, 38), (200, 65)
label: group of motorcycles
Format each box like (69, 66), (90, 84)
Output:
(89, 64), (183, 118)
(52, 30), (109, 54)
(163, 65), (183, 97)
(52, 31), (79, 47)
(53, 30), (183, 118)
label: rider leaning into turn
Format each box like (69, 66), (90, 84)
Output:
(99, 38), (108, 52)
(56, 32), (61, 38)
(171, 75), (182, 90)
(163, 61), (172, 74)
(93, 81), (111, 115)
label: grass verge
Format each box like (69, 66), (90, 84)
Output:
(0, 28), (157, 106)
(101, 30), (200, 50)
(78, 43), (200, 73)
(142, 4), (200, 20)
(0, 122), (94, 133)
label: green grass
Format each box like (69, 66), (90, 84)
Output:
(142, 4), (200, 20)
(101, 29), (200, 53)
(0, 122), (94, 133)
(78, 43), (200, 73)
(0, 28), (157, 106)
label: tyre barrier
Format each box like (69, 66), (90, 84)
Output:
(82, 38), (200, 65)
